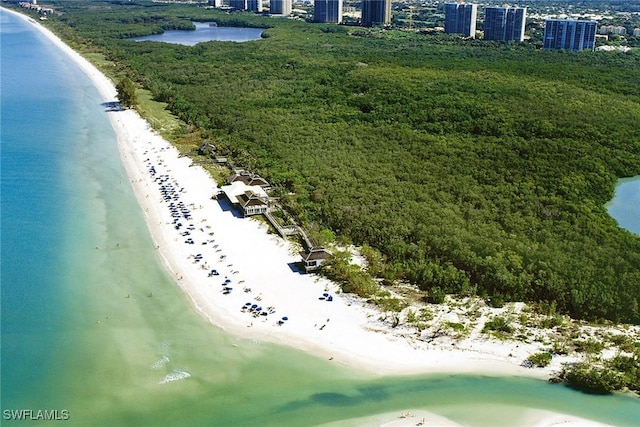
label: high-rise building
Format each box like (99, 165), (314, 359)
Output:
(314, 0), (343, 23)
(543, 19), (597, 51)
(229, 0), (247, 10)
(270, 0), (291, 15)
(444, 3), (478, 38)
(247, 0), (262, 12)
(361, 0), (392, 27)
(483, 6), (526, 42)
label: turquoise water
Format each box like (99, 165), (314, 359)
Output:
(607, 176), (640, 236)
(130, 22), (264, 45)
(1, 9), (639, 426)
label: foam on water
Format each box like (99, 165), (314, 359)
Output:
(159, 370), (191, 385)
(151, 356), (170, 370)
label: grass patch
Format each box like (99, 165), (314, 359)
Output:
(135, 89), (183, 142)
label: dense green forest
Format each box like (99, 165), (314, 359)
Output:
(31, 1), (640, 323)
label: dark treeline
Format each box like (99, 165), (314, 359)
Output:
(38, 1), (640, 323)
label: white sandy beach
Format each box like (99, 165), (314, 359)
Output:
(319, 408), (618, 427)
(6, 8), (627, 426)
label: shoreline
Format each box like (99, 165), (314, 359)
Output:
(5, 10), (637, 419)
(318, 409), (618, 427)
(0, 7), (572, 379)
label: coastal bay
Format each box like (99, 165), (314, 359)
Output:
(1, 7), (639, 426)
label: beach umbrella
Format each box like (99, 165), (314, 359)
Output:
(282, 317), (288, 321)
(225, 279), (231, 284)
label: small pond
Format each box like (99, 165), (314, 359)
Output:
(130, 22), (264, 45)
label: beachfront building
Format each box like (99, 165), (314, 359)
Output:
(314, 0), (343, 23)
(444, 2), (478, 38)
(237, 191), (269, 216)
(301, 248), (331, 271)
(483, 6), (526, 42)
(227, 170), (271, 190)
(361, 0), (391, 27)
(220, 181), (269, 217)
(543, 19), (597, 51)
(270, 0), (292, 16)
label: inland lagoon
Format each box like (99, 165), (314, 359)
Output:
(130, 21), (264, 45)
(607, 176), (640, 236)
(1, 9), (639, 426)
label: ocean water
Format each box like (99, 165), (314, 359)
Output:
(1, 9), (639, 426)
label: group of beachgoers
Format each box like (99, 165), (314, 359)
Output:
(142, 142), (289, 328)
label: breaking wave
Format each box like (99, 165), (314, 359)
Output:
(151, 355), (170, 370)
(159, 370), (191, 385)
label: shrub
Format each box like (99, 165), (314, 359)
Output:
(527, 352), (552, 367)
(573, 339), (605, 354)
(445, 322), (465, 333)
(563, 364), (626, 394)
(483, 316), (514, 334)
(551, 341), (569, 355)
(375, 297), (408, 313)
(322, 251), (379, 297)
(488, 295), (505, 308)
(427, 287), (446, 304)
(539, 315), (565, 329)
(418, 308), (434, 322)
